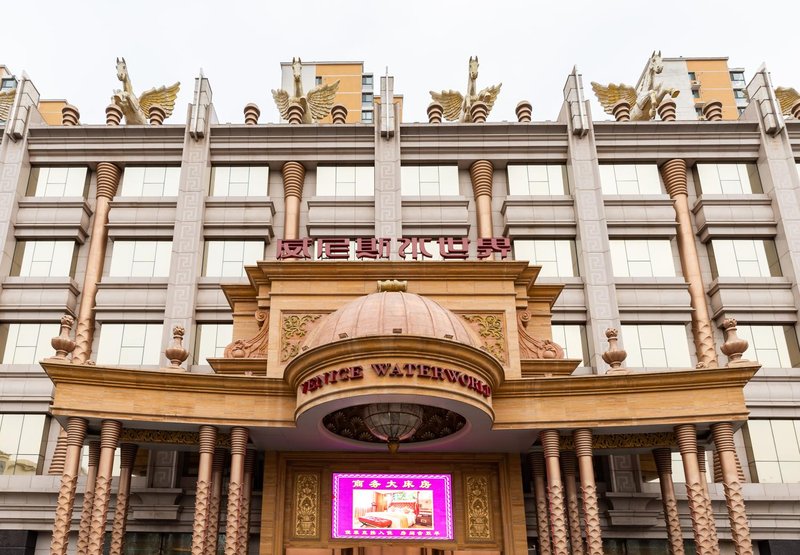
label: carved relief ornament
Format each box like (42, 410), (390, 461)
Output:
(294, 472), (320, 538)
(517, 310), (564, 360)
(465, 474), (493, 541)
(223, 309), (269, 359)
(281, 313), (324, 362)
(460, 313), (507, 363)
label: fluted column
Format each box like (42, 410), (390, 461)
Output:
(49, 417), (88, 555)
(73, 162), (122, 363)
(469, 160), (494, 239)
(237, 449), (256, 555)
(224, 427), (249, 555)
(281, 162), (305, 240)
(561, 452), (585, 555)
(87, 419), (122, 555)
(109, 443), (138, 555)
(711, 423), (753, 555)
(653, 448), (685, 555)
(204, 449), (227, 555)
(574, 429), (603, 555)
(541, 430), (569, 555)
(77, 441), (101, 553)
(191, 425), (218, 555)
(661, 159), (718, 367)
(675, 424), (720, 555)
(528, 453), (552, 555)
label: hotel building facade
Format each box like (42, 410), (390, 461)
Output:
(0, 62), (798, 555)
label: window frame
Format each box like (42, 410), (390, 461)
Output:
(622, 323), (692, 368)
(401, 166), (460, 196)
(119, 166), (181, 197)
(108, 240), (173, 278)
(202, 240), (265, 278)
(599, 164), (663, 195)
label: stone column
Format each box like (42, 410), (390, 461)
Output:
(72, 162), (122, 363)
(203, 449), (227, 555)
(49, 417), (87, 555)
(48, 428), (68, 475)
(224, 427), (249, 555)
(561, 452), (585, 555)
(191, 425), (218, 555)
(237, 449), (256, 555)
(469, 160), (494, 239)
(675, 424), (720, 555)
(540, 430), (569, 555)
(711, 423), (753, 555)
(660, 159), (718, 367)
(77, 440), (101, 553)
(528, 453), (552, 555)
(88, 419), (122, 555)
(653, 448), (685, 555)
(281, 162), (305, 240)
(697, 447), (718, 545)
(109, 443), (138, 555)
(573, 429), (603, 555)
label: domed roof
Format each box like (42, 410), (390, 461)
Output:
(302, 292), (482, 351)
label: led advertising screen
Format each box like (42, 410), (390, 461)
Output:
(331, 473), (454, 540)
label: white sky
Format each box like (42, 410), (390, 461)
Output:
(2, 0), (796, 125)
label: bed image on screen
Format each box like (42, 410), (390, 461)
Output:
(352, 490), (433, 530)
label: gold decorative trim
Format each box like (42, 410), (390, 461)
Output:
(559, 432), (675, 451)
(465, 473), (493, 541)
(293, 472), (320, 538)
(460, 313), (507, 363)
(281, 313), (324, 362)
(120, 429), (230, 448)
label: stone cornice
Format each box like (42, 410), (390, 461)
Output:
(26, 124), (186, 164)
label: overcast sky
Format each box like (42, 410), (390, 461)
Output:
(3, 0), (796, 125)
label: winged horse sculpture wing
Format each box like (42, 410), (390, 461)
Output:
(591, 82), (638, 115)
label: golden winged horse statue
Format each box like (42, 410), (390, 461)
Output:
(776, 86), (800, 117)
(592, 51), (679, 121)
(430, 56), (502, 122)
(112, 57), (180, 125)
(0, 87), (16, 122)
(272, 57), (340, 123)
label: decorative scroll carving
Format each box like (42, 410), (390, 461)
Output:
(50, 473), (78, 555)
(465, 474), (492, 541)
(547, 483), (570, 555)
(121, 428), (230, 448)
(281, 313), (323, 362)
(560, 431), (675, 451)
(294, 472), (320, 538)
(517, 311), (564, 360)
(224, 309), (269, 359)
(461, 313), (506, 362)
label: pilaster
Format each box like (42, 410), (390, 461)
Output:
(374, 76), (402, 258)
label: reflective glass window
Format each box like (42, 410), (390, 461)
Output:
(10, 241), (76, 277)
(401, 166), (460, 196)
(194, 324), (233, 365)
(203, 241), (264, 277)
(119, 167), (180, 196)
(507, 165), (567, 195)
(695, 163), (762, 195)
(316, 166), (374, 196)
(708, 239), (781, 278)
(744, 420), (800, 483)
(109, 241), (172, 277)
(0, 323), (59, 364)
(736, 325), (800, 368)
(96, 323), (163, 366)
(610, 239), (675, 277)
(623, 324), (691, 367)
(26, 167), (89, 197)
(0, 414), (46, 475)
(513, 239), (578, 277)
(599, 164), (662, 194)
(210, 166), (268, 196)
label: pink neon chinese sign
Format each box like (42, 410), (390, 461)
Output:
(331, 473), (453, 540)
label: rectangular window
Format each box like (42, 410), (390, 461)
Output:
(0, 414), (46, 475)
(0, 323), (59, 364)
(203, 241), (264, 277)
(26, 167), (89, 197)
(708, 239), (781, 278)
(401, 166), (460, 196)
(96, 323), (162, 366)
(316, 166), (374, 196)
(730, 72), (746, 83)
(1, 77), (17, 91)
(695, 163), (763, 195)
(610, 239), (675, 277)
(362, 93), (374, 104)
(315, 76), (323, 86)
(119, 167), (180, 197)
(623, 324), (691, 367)
(744, 420), (800, 483)
(692, 90), (700, 99)
(551, 324), (589, 366)
(109, 241), (172, 278)
(362, 75), (373, 87)
(736, 325), (800, 368)
(513, 239), (578, 277)
(688, 72), (697, 81)
(10, 241), (77, 277)
(210, 166), (268, 196)
(194, 323), (232, 365)
(734, 89), (747, 100)
(599, 164), (662, 195)
(507, 165), (567, 195)
(361, 111), (373, 123)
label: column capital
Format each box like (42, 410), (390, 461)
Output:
(66, 417), (88, 447)
(660, 159), (688, 198)
(710, 422), (735, 452)
(674, 423), (698, 454)
(573, 428), (593, 458)
(653, 448), (673, 474)
(119, 443), (138, 468)
(198, 425), (218, 455)
(229, 427), (249, 456)
(95, 163), (122, 200)
(540, 429), (561, 458)
(99, 420), (123, 449)
(282, 161), (305, 200)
